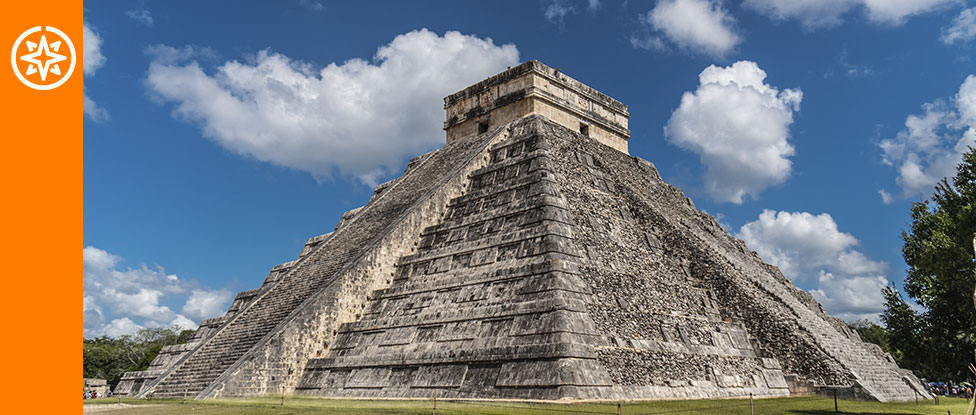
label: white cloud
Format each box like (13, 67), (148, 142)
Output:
(146, 29), (518, 186)
(862, 0), (958, 25)
(544, 0), (576, 23)
(84, 93), (109, 122)
(665, 61), (801, 203)
(745, 0), (958, 28)
(744, 0), (857, 29)
(144, 45), (217, 65)
(736, 210), (884, 278)
(737, 210), (889, 322)
(83, 296), (104, 328)
(943, 7), (976, 44)
(542, 0), (601, 22)
(879, 75), (976, 198)
(878, 189), (893, 204)
(83, 21), (108, 122)
(182, 289), (234, 321)
(169, 315), (198, 332)
(83, 22), (105, 75)
(83, 246), (232, 338)
(634, 0), (741, 58)
(630, 35), (668, 51)
(102, 318), (145, 339)
(125, 9), (154, 27)
(809, 272), (890, 321)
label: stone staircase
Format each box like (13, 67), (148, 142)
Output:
(298, 127), (614, 399)
(147, 251), (354, 398)
(675, 197), (926, 402)
(753, 262), (923, 401)
(140, 121), (504, 399)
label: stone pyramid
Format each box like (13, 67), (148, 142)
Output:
(118, 61), (927, 402)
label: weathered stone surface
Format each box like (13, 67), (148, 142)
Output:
(444, 60), (630, 153)
(121, 61), (925, 402)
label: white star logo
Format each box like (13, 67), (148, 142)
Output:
(10, 26), (76, 91)
(19, 34), (67, 82)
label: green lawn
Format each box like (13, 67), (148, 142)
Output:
(83, 396), (973, 415)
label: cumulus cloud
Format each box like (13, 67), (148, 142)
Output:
(879, 75), (976, 198)
(83, 21), (108, 121)
(101, 318), (145, 339)
(146, 29), (518, 186)
(83, 246), (232, 338)
(665, 61), (801, 203)
(745, 0), (958, 28)
(942, 7), (976, 45)
(736, 210), (884, 278)
(632, 0), (741, 58)
(809, 272), (890, 321)
(182, 289), (234, 321)
(737, 210), (889, 321)
(125, 9), (154, 27)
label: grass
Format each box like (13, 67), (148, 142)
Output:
(83, 395), (973, 415)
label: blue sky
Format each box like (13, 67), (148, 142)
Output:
(82, 0), (976, 337)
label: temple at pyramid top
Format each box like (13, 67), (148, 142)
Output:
(443, 60), (631, 153)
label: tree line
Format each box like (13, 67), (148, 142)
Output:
(852, 148), (976, 382)
(83, 327), (194, 389)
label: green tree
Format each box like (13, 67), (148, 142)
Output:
(83, 326), (195, 389)
(885, 147), (976, 380)
(881, 284), (926, 372)
(847, 319), (891, 354)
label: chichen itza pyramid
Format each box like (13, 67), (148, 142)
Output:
(116, 61), (927, 402)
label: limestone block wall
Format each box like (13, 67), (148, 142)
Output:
(444, 61), (629, 153)
(528, 70), (629, 130)
(548, 117), (925, 402)
(297, 123), (615, 399)
(531, 99), (628, 154)
(539, 120), (790, 400)
(289, 117), (800, 401)
(445, 99), (531, 146)
(198, 124), (510, 398)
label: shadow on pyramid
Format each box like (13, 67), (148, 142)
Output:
(116, 61), (928, 403)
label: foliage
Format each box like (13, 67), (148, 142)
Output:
(881, 284), (924, 369)
(884, 147), (976, 380)
(83, 326), (195, 389)
(847, 319), (891, 353)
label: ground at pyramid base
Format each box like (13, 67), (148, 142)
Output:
(82, 396), (974, 415)
(116, 61), (929, 403)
